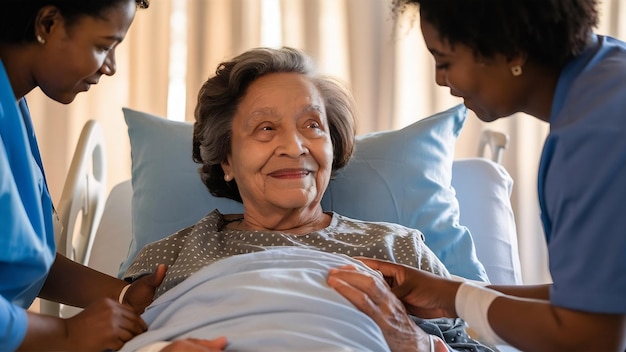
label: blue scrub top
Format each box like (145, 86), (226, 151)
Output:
(539, 35), (626, 314)
(0, 60), (56, 351)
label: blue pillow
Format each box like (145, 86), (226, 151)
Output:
(119, 105), (487, 281)
(322, 105), (486, 280)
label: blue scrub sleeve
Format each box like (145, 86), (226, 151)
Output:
(0, 297), (28, 351)
(0, 60), (54, 351)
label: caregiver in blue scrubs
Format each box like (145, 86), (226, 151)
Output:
(329, 0), (626, 351)
(0, 1), (178, 351)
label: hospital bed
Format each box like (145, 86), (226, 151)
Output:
(49, 105), (523, 351)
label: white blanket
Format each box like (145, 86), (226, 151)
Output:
(120, 247), (390, 351)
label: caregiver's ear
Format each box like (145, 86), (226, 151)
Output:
(34, 5), (62, 41)
(506, 51), (528, 69)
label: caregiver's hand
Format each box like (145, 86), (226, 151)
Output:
(123, 264), (167, 313)
(328, 258), (457, 319)
(65, 298), (147, 351)
(161, 337), (228, 351)
(327, 264), (447, 352)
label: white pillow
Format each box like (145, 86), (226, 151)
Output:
(119, 105), (490, 282)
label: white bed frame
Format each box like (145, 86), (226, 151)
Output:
(39, 120), (107, 317)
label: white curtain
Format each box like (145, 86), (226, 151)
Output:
(27, 0), (625, 284)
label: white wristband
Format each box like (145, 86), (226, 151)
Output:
(455, 281), (507, 346)
(118, 284), (131, 304)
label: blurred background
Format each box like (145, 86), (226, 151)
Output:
(26, 0), (626, 285)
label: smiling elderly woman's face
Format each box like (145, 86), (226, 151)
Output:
(220, 72), (334, 215)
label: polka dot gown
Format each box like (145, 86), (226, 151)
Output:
(124, 210), (450, 298)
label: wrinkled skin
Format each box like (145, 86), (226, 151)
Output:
(328, 262), (450, 352)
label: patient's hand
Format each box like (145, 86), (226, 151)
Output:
(161, 337), (228, 351)
(124, 264), (167, 313)
(328, 265), (444, 352)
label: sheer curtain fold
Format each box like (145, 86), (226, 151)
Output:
(127, 1), (171, 117)
(30, 0), (623, 284)
(344, 0), (395, 133)
(184, 0), (263, 121)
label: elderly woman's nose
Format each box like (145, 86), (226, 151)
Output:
(277, 130), (308, 156)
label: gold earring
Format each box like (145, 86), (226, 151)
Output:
(36, 35), (46, 45)
(511, 65), (522, 76)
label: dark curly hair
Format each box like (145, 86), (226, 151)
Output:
(391, 0), (599, 68)
(193, 47), (358, 203)
(0, 0), (149, 44)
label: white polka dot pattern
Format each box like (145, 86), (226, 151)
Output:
(124, 210), (450, 298)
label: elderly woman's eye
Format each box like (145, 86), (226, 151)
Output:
(307, 121), (321, 129)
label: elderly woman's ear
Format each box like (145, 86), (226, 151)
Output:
(221, 160), (233, 182)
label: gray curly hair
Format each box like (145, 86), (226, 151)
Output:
(192, 47), (358, 202)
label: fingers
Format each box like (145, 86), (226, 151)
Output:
(332, 260), (402, 291)
(328, 266), (434, 352)
(120, 304), (148, 332)
(135, 263), (167, 288)
(390, 282), (415, 300)
(66, 298), (148, 351)
(147, 264), (167, 287)
(432, 335), (450, 352)
(126, 264), (167, 314)
(102, 301), (147, 340)
(162, 337), (228, 352)
(190, 336), (228, 349)
(113, 308), (147, 349)
(328, 267), (388, 313)
(155, 264), (167, 283)
(354, 257), (406, 278)
(329, 266), (410, 313)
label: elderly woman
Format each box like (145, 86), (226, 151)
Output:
(121, 47), (476, 352)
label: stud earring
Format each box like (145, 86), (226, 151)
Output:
(36, 35), (46, 45)
(224, 174), (232, 182)
(510, 65), (522, 76)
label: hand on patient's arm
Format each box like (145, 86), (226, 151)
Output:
(338, 258), (626, 351)
(331, 258), (458, 318)
(328, 265), (447, 352)
(20, 298), (147, 352)
(124, 264), (167, 313)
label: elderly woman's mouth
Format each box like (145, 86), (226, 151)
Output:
(268, 169), (312, 178)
